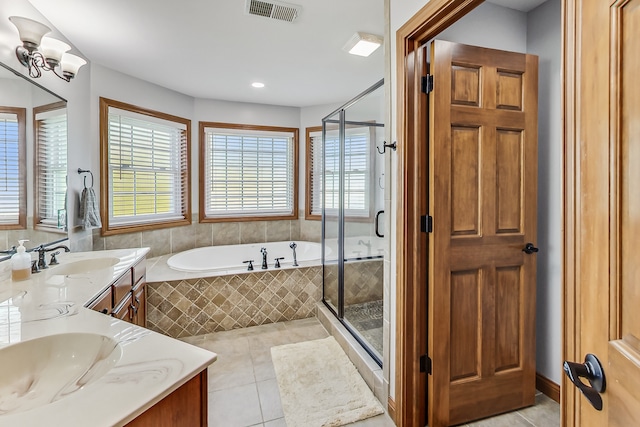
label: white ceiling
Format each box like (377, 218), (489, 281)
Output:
(25, 0), (547, 108)
(26, 0), (384, 108)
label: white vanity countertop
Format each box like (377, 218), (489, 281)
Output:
(0, 248), (217, 427)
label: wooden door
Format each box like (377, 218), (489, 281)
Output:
(428, 40), (538, 426)
(564, 1), (640, 425)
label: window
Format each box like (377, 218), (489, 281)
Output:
(199, 122), (298, 221)
(0, 107), (26, 229)
(100, 98), (191, 235)
(306, 126), (372, 220)
(34, 102), (67, 231)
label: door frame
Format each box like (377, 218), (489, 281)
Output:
(394, 1), (484, 426)
(395, 0), (576, 425)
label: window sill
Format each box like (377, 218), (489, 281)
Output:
(101, 217), (191, 236)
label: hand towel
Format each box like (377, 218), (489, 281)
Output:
(79, 187), (102, 230)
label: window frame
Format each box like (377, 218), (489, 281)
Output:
(199, 121), (299, 223)
(305, 125), (375, 221)
(99, 97), (192, 236)
(0, 106), (27, 230)
(34, 101), (67, 233)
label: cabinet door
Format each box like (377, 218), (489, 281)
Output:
(132, 281), (146, 327)
(112, 293), (133, 322)
(87, 287), (112, 315)
(113, 270), (133, 307)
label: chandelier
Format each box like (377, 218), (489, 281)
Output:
(9, 16), (86, 82)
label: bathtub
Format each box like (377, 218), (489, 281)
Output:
(167, 241), (326, 273)
(148, 240), (326, 336)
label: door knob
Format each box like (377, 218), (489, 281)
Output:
(563, 354), (606, 411)
(522, 243), (539, 254)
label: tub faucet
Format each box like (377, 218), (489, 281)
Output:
(358, 239), (372, 255)
(260, 247), (268, 269)
(289, 242), (298, 266)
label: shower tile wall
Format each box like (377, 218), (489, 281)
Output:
(93, 213), (314, 258)
(146, 266), (322, 338)
(324, 259), (384, 306)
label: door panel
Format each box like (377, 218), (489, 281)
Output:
(564, 0), (640, 425)
(451, 126), (480, 235)
(429, 39), (538, 426)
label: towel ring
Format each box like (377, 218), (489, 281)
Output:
(77, 168), (94, 189)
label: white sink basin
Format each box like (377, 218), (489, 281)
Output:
(0, 333), (121, 415)
(49, 257), (120, 276)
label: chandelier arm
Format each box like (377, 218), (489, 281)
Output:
(52, 67), (71, 82)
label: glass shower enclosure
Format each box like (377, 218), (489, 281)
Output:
(321, 79), (385, 365)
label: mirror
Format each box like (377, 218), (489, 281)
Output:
(0, 61), (68, 260)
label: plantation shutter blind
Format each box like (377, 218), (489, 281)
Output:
(35, 108), (67, 228)
(310, 129), (369, 217)
(309, 132), (324, 215)
(107, 107), (188, 226)
(0, 109), (25, 227)
(203, 127), (294, 217)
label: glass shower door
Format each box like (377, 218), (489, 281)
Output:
(321, 80), (385, 365)
(342, 84), (385, 361)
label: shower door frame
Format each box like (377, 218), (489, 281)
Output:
(321, 79), (385, 367)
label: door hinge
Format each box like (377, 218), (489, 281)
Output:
(421, 74), (434, 94)
(420, 215), (433, 233)
(420, 355), (432, 374)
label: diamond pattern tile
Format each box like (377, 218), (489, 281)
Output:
(324, 259), (384, 306)
(147, 266), (323, 338)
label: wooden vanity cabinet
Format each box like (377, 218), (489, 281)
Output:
(87, 287), (112, 315)
(132, 280), (146, 327)
(126, 369), (208, 427)
(87, 257), (146, 327)
(112, 294), (134, 321)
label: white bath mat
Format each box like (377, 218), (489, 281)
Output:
(271, 336), (384, 427)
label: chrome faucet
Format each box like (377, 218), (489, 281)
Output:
(260, 247), (268, 269)
(0, 246), (16, 255)
(31, 244), (70, 270)
(289, 242), (298, 266)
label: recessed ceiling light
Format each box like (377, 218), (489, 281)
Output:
(252, 82), (265, 88)
(342, 32), (383, 57)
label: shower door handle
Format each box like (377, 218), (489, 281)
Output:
(375, 210), (384, 238)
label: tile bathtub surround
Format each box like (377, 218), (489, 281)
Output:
(147, 266), (323, 338)
(94, 215), (313, 258)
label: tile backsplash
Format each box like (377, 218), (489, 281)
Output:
(93, 213), (322, 258)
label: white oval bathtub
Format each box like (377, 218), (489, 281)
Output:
(167, 241), (326, 273)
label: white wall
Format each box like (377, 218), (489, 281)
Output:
(527, 0), (562, 385)
(438, 3), (527, 52)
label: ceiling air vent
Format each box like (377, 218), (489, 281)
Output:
(245, 0), (302, 23)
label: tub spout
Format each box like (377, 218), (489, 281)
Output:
(289, 242), (298, 266)
(260, 247), (268, 269)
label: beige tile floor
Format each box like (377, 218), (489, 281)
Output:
(181, 317), (559, 427)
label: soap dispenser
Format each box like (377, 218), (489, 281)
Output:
(11, 240), (31, 281)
